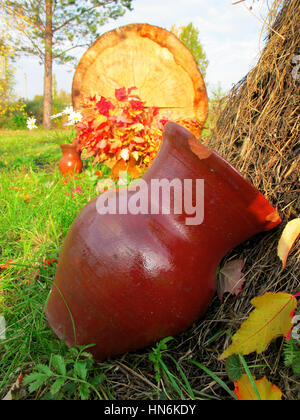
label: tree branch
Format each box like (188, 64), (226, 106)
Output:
(52, 1), (112, 33)
(2, 2), (45, 32)
(52, 44), (88, 59)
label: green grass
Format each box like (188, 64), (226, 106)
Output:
(0, 129), (115, 399)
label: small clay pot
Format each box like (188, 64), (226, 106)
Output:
(59, 144), (83, 176)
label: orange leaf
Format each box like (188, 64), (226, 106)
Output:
(111, 156), (142, 180)
(234, 374), (282, 400)
(0, 259), (14, 269)
(24, 193), (31, 202)
(277, 218), (300, 268)
(219, 292), (298, 360)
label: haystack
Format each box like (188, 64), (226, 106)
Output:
(195, 0), (300, 398)
(208, 0), (299, 216)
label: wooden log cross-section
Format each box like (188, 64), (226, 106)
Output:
(72, 23), (208, 137)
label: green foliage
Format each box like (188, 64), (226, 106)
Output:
(25, 94), (70, 126)
(0, 86), (71, 129)
(283, 338), (300, 375)
(209, 82), (227, 103)
(149, 337), (174, 385)
(23, 346), (105, 400)
(11, 152), (55, 170)
(0, 110), (27, 129)
(178, 23), (209, 79)
(225, 355), (242, 382)
(9, 113), (27, 129)
(148, 337), (203, 399)
(0, 39), (25, 120)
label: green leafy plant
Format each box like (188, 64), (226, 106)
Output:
(225, 354), (242, 382)
(283, 337), (300, 375)
(23, 345), (105, 400)
(148, 337), (203, 399)
(8, 113), (27, 129)
(149, 336), (174, 385)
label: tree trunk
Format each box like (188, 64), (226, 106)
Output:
(43, 0), (53, 129)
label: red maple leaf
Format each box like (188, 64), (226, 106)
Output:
(128, 87), (137, 95)
(130, 100), (144, 111)
(115, 87), (127, 101)
(96, 97), (115, 116)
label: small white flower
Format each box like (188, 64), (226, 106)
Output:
(66, 110), (83, 126)
(63, 106), (74, 116)
(120, 148), (130, 162)
(27, 117), (37, 130)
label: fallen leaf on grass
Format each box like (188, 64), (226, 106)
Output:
(2, 375), (24, 401)
(219, 292), (298, 360)
(234, 374), (282, 400)
(30, 268), (40, 280)
(277, 218), (300, 268)
(217, 259), (246, 302)
(11, 186), (25, 191)
(44, 258), (57, 267)
(0, 259), (14, 269)
(24, 193), (31, 203)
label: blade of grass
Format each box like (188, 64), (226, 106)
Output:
(190, 360), (237, 400)
(238, 354), (261, 400)
(159, 359), (184, 398)
(167, 355), (195, 399)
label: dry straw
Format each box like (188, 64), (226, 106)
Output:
(208, 0), (299, 217)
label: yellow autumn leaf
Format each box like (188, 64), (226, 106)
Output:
(131, 123), (145, 132)
(219, 292), (297, 360)
(95, 114), (107, 125)
(234, 374), (282, 400)
(277, 218), (300, 268)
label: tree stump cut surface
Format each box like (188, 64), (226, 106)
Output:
(72, 24), (208, 128)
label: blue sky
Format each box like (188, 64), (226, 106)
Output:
(14, 0), (269, 99)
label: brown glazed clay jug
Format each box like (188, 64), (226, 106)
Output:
(46, 122), (281, 360)
(59, 144), (83, 176)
